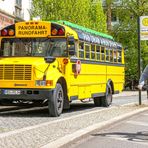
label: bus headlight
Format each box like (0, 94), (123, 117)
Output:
(35, 80), (53, 86)
(35, 80), (46, 86)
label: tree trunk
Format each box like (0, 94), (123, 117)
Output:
(106, 2), (112, 32)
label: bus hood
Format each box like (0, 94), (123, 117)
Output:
(0, 57), (51, 79)
(0, 57), (47, 66)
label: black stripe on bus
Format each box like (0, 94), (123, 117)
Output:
(70, 96), (78, 101)
(91, 92), (105, 98)
(70, 58), (125, 67)
(70, 92), (107, 101)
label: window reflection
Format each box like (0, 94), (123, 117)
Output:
(1, 38), (67, 57)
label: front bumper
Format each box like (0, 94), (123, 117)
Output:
(0, 88), (54, 100)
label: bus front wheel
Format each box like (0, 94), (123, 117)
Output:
(48, 83), (64, 117)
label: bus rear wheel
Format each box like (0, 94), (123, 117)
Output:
(48, 83), (64, 117)
(93, 97), (102, 107)
(102, 84), (112, 107)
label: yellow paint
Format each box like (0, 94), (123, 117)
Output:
(142, 18), (148, 26)
(0, 21), (125, 101)
(15, 21), (51, 37)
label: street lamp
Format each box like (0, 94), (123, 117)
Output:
(137, 0), (142, 105)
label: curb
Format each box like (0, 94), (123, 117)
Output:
(41, 107), (148, 148)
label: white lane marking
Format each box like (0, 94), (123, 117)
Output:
(126, 121), (148, 127)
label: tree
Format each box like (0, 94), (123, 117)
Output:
(105, 0), (113, 32)
(89, 0), (107, 33)
(31, 0), (107, 33)
(112, 0), (148, 89)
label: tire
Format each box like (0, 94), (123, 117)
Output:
(102, 84), (112, 107)
(48, 83), (64, 117)
(93, 97), (102, 107)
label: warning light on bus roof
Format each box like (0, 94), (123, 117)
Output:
(8, 29), (15, 36)
(51, 27), (65, 36)
(51, 28), (58, 36)
(1, 29), (15, 36)
(58, 28), (65, 35)
(1, 29), (8, 36)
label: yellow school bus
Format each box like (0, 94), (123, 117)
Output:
(0, 20), (124, 117)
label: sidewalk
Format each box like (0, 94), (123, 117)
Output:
(42, 91), (148, 148)
(113, 90), (147, 98)
(42, 105), (148, 148)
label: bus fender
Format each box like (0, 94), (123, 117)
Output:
(106, 79), (114, 94)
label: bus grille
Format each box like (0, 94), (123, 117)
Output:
(0, 64), (32, 80)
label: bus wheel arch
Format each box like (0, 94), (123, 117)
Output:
(108, 80), (114, 94)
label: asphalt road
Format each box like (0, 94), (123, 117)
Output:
(0, 91), (147, 148)
(0, 91), (147, 133)
(69, 110), (148, 148)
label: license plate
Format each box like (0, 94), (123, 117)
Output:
(3, 90), (21, 95)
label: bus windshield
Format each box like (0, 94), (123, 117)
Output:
(0, 38), (67, 57)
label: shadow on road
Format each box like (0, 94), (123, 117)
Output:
(0, 102), (97, 117)
(92, 131), (148, 142)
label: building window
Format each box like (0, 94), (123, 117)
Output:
(15, 7), (21, 17)
(15, 0), (22, 18)
(111, 11), (117, 22)
(16, 0), (22, 7)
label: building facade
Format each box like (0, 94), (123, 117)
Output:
(102, 0), (122, 27)
(0, 0), (32, 29)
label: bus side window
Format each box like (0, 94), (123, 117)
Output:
(91, 44), (95, 60)
(85, 43), (90, 59)
(117, 50), (122, 63)
(75, 40), (79, 57)
(101, 47), (105, 61)
(79, 41), (84, 59)
(96, 45), (100, 61)
(110, 50), (113, 62)
(113, 50), (117, 62)
(106, 48), (110, 62)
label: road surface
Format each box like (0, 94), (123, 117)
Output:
(69, 110), (148, 148)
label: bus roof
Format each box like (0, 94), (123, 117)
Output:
(52, 20), (113, 40)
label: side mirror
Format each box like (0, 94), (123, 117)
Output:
(67, 36), (75, 56)
(44, 56), (56, 63)
(67, 36), (75, 45)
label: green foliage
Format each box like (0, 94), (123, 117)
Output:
(89, 1), (107, 33)
(31, 0), (107, 33)
(111, 0), (148, 89)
